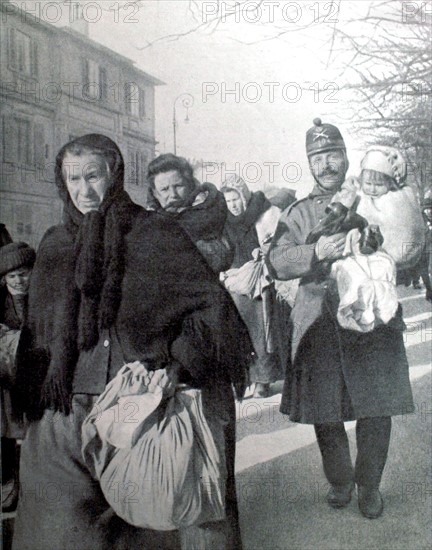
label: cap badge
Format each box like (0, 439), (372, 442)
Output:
(313, 130), (329, 141)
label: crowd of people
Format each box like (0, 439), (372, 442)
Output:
(1, 120), (431, 549)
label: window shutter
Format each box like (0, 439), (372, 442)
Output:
(139, 88), (145, 118)
(15, 204), (32, 239)
(17, 120), (32, 166)
(34, 123), (45, 167)
(82, 58), (89, 86)
(126, 148), (134, 184)
(3, 116), (18, 163)
(99, 67), (107, 100)
(124, 83), (131, 114)
(30, 39), (39, 78)
(135, 151), (140, 185)
(8, 28), (17, 69)
(140, 152), (148, 184)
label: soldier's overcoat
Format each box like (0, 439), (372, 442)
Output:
(267, 185), (414, 424)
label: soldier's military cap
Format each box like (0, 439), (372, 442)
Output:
(306, 118), (346, 157)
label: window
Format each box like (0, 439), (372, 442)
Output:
(8, 28), (38, 77)
(16, 222), (32, 237)
(15, 204), (33, 238)
(126, 149), (148, 186)
(82, 59), (108, 101)
(16, 119), (32, 165)
(125, 83), (146, 118)
(2, 116), (46, 168)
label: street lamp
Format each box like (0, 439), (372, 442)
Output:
(172, 93), (194, 155)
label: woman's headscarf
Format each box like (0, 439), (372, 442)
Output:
(54, 134), (141, 351)
(221, 174), (252, 211)
(22, 134), (140, 413)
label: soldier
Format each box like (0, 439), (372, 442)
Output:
(267, 118), (414, 519)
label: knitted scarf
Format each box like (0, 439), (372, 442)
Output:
(19, 135), (140, 414)
(15, 136), (254, 417)
(149, 182), (228, 241)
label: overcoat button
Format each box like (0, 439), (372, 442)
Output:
(103, 339), (109, 348)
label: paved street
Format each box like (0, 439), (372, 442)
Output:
(236, 286), (432, 550)
(2, 287), (431, 550)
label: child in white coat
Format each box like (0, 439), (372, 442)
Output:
(326, 146), (425, 332)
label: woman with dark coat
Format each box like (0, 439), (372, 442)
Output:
(12, 134), (253, 550)
(147, 153), (233, 273)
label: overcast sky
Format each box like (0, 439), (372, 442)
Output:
(21, 0), (380, 195)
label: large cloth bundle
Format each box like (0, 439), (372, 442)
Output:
(82, 362), (226, 531)
(222, 247), (271, 299)
(330, 229), (398, 332)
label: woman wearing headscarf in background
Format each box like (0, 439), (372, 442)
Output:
(0, 238), (35, 513)
(220, 175), (285, 398)
(12, 134), (253, 550)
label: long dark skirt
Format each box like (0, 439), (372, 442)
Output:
(13, 389), (241, 550)
(230, 289), (284, 384)
(281, 307), (414, 424)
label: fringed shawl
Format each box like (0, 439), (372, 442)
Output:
(14, 137), (253, 418)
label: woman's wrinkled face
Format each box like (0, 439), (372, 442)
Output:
(63, 152), (111, 214)
(5, 267), (32, 294)
(153, 170), (190, 212)
(224, 190), (244, 216)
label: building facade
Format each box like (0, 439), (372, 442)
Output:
(0, 1), (163, 247)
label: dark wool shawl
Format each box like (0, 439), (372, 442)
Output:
(16, 197), (141, 415)
(224, 191), (273, 268)
(14, 135), (252, 418)
(14, 134), (143, 413)
(0, 287), (26, 330)
(150, 182), (228, 241)
(15, 211), (253, 418)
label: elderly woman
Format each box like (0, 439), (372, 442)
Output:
(220, 175), (285, 398)
(0, 242), (36, 512)
(12, 134), (252, 550)
(146, 153), (233, 273)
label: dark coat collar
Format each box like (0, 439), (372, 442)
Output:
(152, 182), (228, 240)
